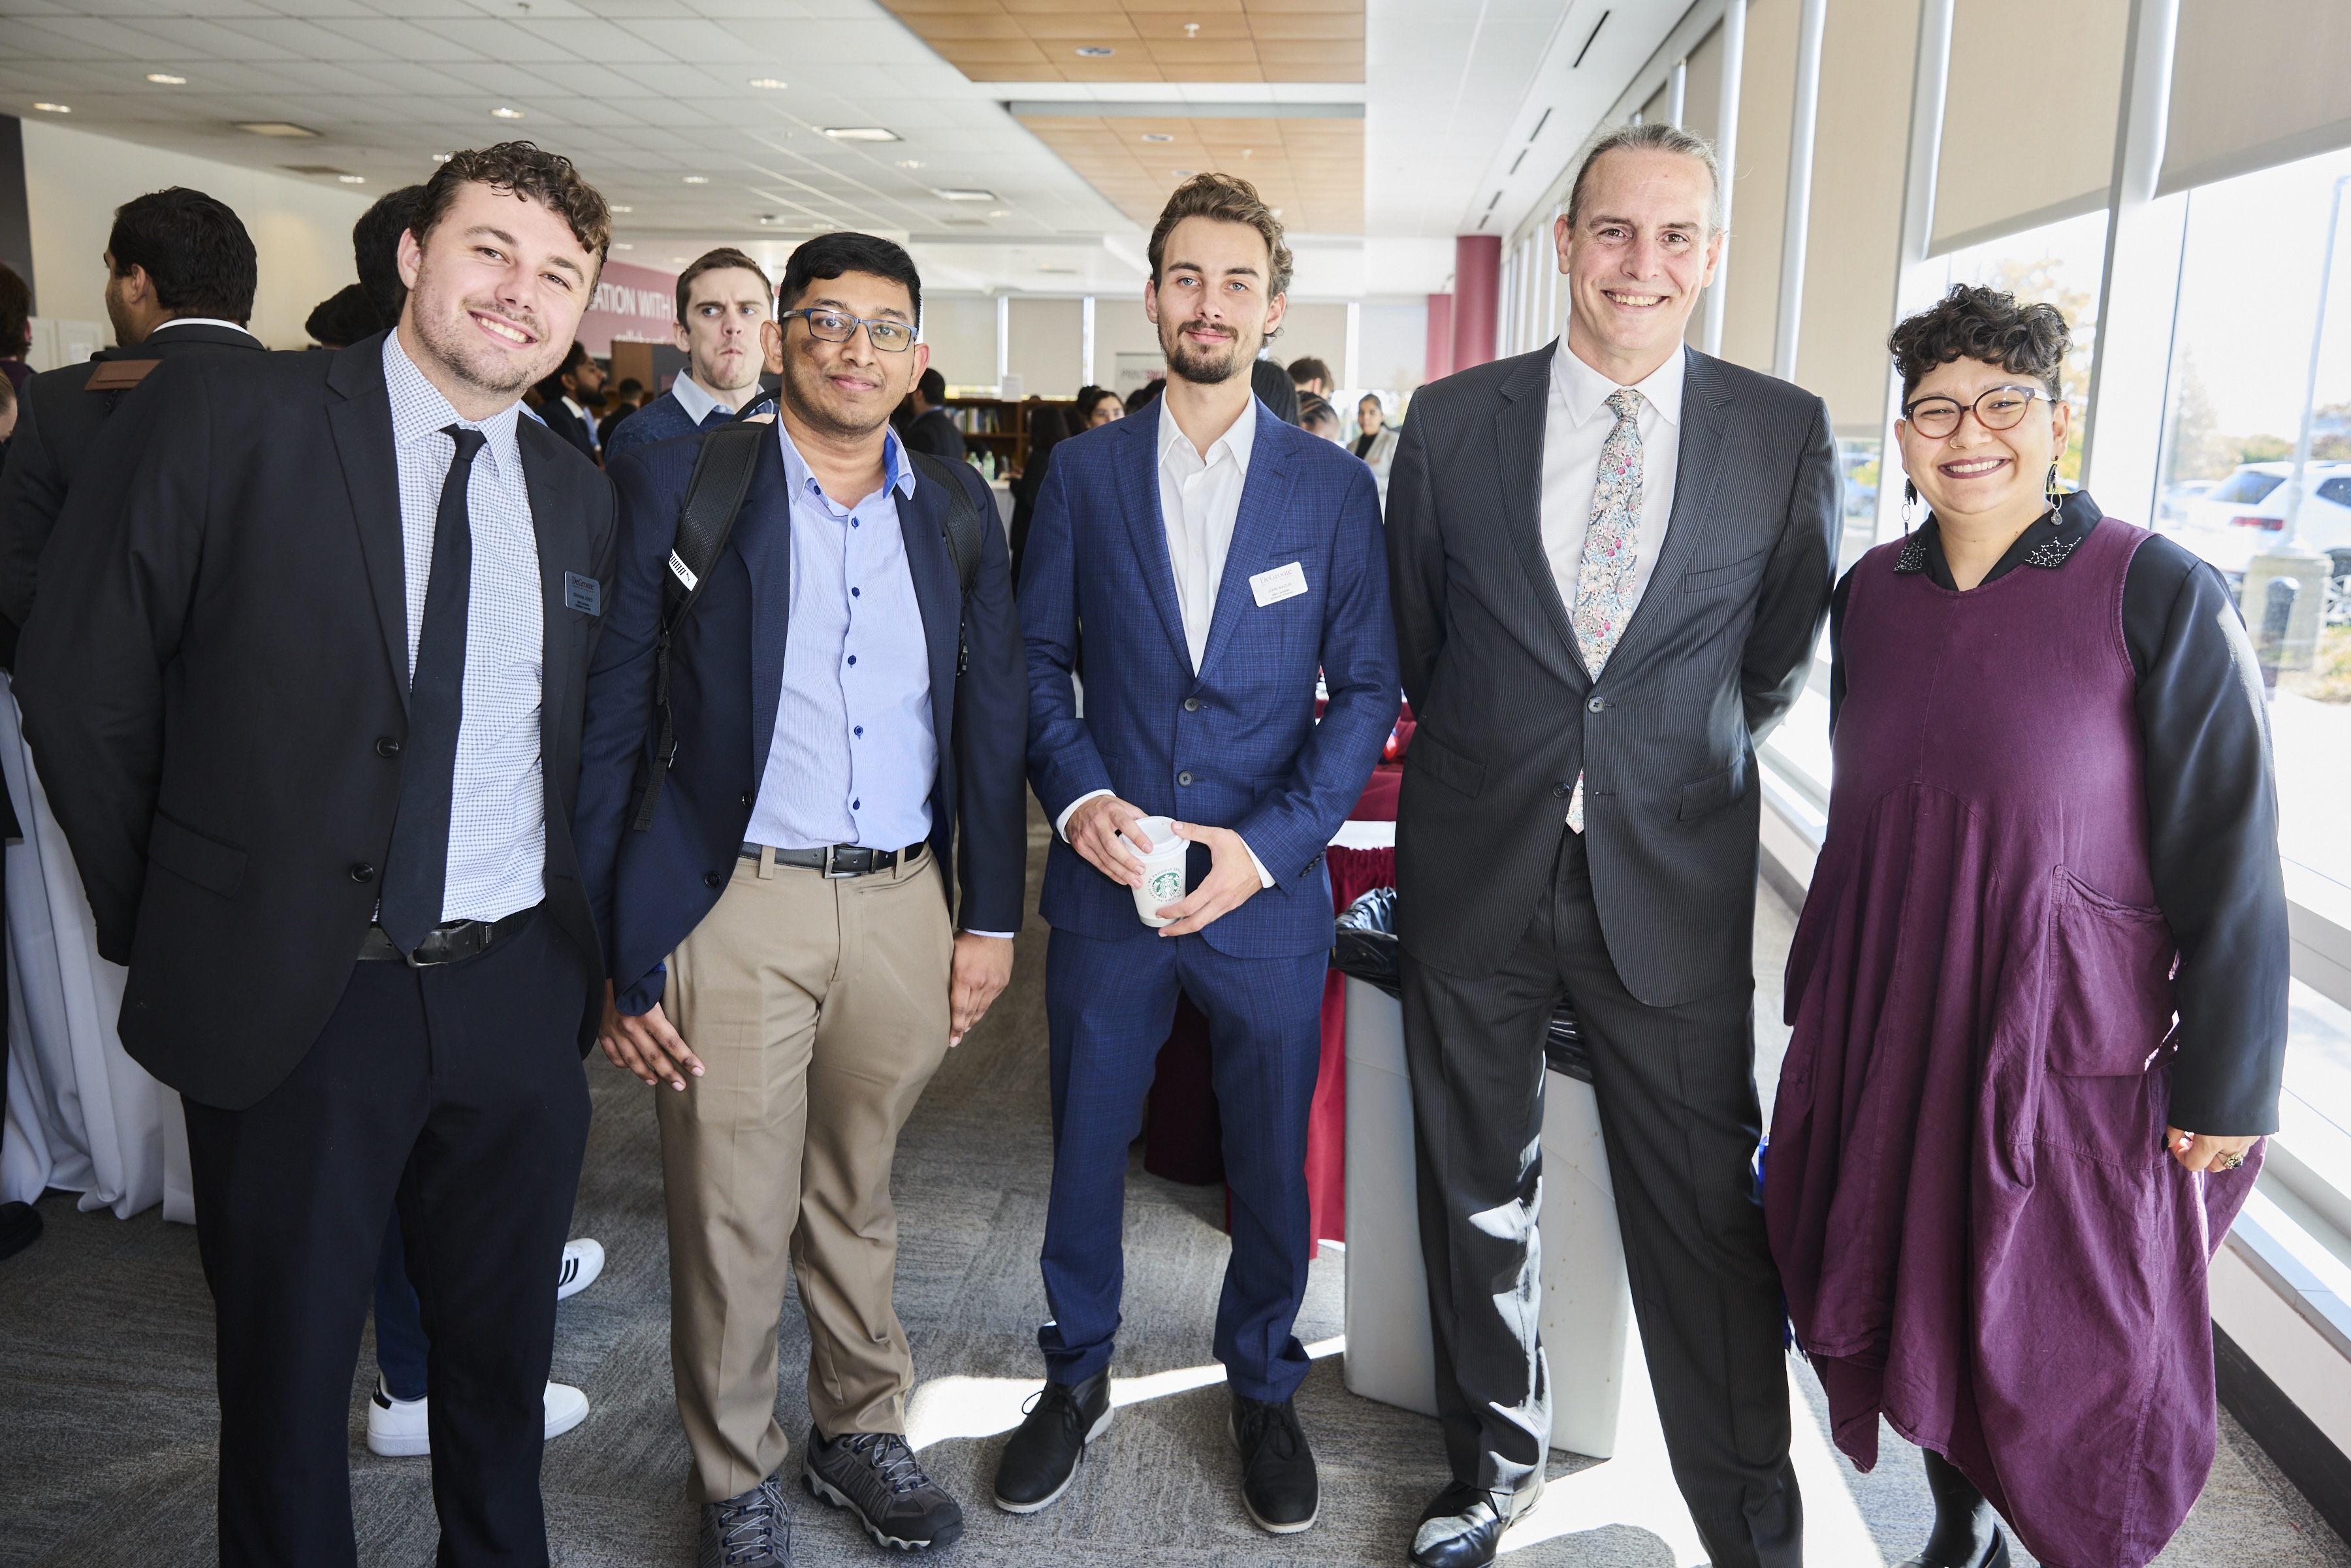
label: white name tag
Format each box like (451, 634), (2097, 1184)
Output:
(1251, 561), (1308, 607)
(667, 550), (699, 592)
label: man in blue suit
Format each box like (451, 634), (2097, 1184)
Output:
(574, 232), (1026, 1565)
(994, 174), (1398, 1536)
(601, 246), (778, 462)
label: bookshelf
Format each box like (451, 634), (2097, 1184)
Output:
(942, 396), (1076, 478)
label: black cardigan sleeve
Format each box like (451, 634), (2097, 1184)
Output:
(2125, 534), (2290, 1136)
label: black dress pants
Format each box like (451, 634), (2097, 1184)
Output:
(1401, 827), (1802, 1568)
(181, 909), (592, 1568)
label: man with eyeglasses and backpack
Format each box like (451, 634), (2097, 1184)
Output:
(573, 231), (1025, 1564)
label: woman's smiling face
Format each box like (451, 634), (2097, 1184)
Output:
(1898, 355), (2070, 524)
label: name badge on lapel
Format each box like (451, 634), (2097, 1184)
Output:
(563, 571), (601, 616)
(1250, 562), (1308, 607)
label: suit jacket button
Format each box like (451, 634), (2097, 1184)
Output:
(375, 736), (401, 758)
(1183, 697), (1201, 712)
(740, 792), (752, 807)
(1551, 783), (1569, 799)
(1587, 697), (1605, 713)
(703, 871), (724, 889)
(1177, 770), (1193, 786)
(349, 862), (376, 883)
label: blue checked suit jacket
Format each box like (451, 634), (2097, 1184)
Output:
(1021, 398), (1398, 959)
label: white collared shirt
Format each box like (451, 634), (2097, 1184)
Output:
(146, 316), (257, 340)
(381, 331), (547, 924)
(667, 370), (766, 427)
(1540, 340), (1686, 626)
(1157, 391), (1258, 673)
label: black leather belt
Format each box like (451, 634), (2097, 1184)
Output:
(739, 842), (923, 878)
(359, 905), (539, 967)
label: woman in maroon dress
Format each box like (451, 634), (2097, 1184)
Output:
(1767, 285), (2287, 1568)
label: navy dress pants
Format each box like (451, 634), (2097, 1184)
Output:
(1038, 926), (1326, 1402)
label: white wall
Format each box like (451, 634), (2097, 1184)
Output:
(1358, 300), (1430, 393)
(1091, 291), (1163, 378)
(1273, 300), (1349, 390)
(22, 120), (373, 353)
(1006, 296), (1082, 398)
(920, 293), (1000, 392)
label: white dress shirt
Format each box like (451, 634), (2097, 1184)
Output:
(381, 332), (548, 924)
(668, 370), (767, 426)
(1057, 395), (1272, 889)
(146, 317), (258, 340)
(1540, 340), (1685, 625)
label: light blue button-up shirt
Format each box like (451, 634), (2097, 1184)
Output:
(744, 424), (937, 855)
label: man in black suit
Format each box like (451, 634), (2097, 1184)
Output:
(902, 364), (967, 461)
(1386, 122), (1838, 1568)
(0, 186), (263, 660)
(16, 142), (618, 1568)
(534, 340), (606, 462)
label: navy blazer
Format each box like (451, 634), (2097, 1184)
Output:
(1021, 400), (1398, 959)
(576, 423), (1028, 1015)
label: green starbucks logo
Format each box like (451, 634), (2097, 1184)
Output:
(1148, 869), (1184, 903)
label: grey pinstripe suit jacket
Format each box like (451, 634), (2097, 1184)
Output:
(1385, 342), (1838, 1007)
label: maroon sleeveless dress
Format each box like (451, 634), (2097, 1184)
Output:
(1767, 517), (2260, 1568)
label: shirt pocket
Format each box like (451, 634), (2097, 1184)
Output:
(2045, 868), (2177, 1078)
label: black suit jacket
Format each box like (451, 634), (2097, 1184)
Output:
(1386, 344), (1838, 1006)
(0, 322), (265, 661)
(538, 394), (600, 464)
(14, 333), (618, 1110)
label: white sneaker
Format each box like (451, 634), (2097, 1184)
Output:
(556, 1238), (603, 1302)
(364, 1376), (591, 1457)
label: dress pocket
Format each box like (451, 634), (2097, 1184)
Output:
(2045, 868), (2177, 1078)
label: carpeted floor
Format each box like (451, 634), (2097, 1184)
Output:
(2, 797), (2345, 1567)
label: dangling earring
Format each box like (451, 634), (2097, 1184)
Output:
(2045, 461), (2062, 518)
(1902, 477), (1919, 532)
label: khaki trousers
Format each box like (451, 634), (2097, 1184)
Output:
(658, 846), (953, 1505)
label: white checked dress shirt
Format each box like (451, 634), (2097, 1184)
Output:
(381, 332), (548, 924)
(1540, 340), (1684, 621)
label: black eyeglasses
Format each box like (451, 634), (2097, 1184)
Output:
(778, 307), (916, 353)
(1901, 385), (2049, 439)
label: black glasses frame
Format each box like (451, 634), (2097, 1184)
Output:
(1900, 384), (2050, 438)
(778, 307), (916, 353)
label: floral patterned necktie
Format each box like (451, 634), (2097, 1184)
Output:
(1566, 387), (1644, 833)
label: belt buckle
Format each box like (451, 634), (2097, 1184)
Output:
(823, 844), (857, 879)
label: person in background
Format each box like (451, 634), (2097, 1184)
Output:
(16, 140), (618, 1568)
(1008, 402), (1067, 589)
(1385, 121), (1836, 1568)
(1072, 384), (1122, 428)
(602, 246), (776, 462)
(0, 372), (15, 450)
(1287, 355), (1332, 401)
(305, 282), (383, 350)
(0, 261), (31, 398)
(1249, 355), (1300, 425)
(903, 364), (967, 462)
(1297, 393), (1342, 443)
(0, 187), (264, 664)
(1354, 392), (1400, 502)
(1124, 379), (1163, 415)
(1767, 284), (2285, 1568)
(998, 171), (1396, 1539)
(599, 378), (645, 447)
(355, 185), (425, 327)
(579, 229), (1025, 1565)
(535, 341), (607, 462)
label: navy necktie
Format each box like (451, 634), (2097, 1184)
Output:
(377, 424), (485, 952)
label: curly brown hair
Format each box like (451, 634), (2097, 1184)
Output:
(1148, 172), (1293, 301)
(1889, 283), (2071, 403)
(411, 142), (611, 268)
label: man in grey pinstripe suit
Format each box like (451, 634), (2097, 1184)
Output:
(1384, 123), (1838, 1568)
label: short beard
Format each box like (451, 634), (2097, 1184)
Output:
(409, 290), (552, 402)
(780, 347), (889, 441)
(1160, 315), (1255, 387)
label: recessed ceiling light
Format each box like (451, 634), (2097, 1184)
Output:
(1172, 169), (1196, 178)
(145, 73), (186, 86)
(432, 152), (452, 163)
(1074, 46), (1114, 57)
(490, 106), (524, 120)
(609, 204), (632, 213)
(747, 78), (787, 89)
(682, 175), (709, 184)
(1037, 264), (1078, 274)
(1141, 133), (1173, 143)
(988, 209), (1010, 217)
(822, 127), (899, 142)
(932, 187), (995, 202)
(238, 121), (318, 136)
(32, 103), (70, 114)
(614, 243), (633, 250)
(895, 159), (924, 169)
(671, 256), (688, 264)
(338, 174), (366, 184)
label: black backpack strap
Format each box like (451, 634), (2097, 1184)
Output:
(630, 421), (767, 833)
(906, 449), (987, 674)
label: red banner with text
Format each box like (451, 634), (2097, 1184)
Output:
(576, 259), (679, 356)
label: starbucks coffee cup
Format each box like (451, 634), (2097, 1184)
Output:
(1123, 816), (1189, 927)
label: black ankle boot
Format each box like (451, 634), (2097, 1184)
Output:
(1899, 1448), (2009, 1568)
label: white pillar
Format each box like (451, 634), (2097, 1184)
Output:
(1345, 299), (1362, 390)
(1081, 295), (1096, 389)
(1703, 0), (1748, 357)
(1772, 0), (1829, 383)
(1873, 0), (1957, 547)
(2080, 0), (2187, 528)
(995, 293), (1010, 390)
(1669, 57), (1688, 128)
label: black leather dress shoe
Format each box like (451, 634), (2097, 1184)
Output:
(0, 1201), (40, 1262)
(1230, 1392), (1317, 1533)
(992, 1368), (1112, 1514)
(1899, 1527), (2009, 1568)
(1407, 1477), (1542, 1568)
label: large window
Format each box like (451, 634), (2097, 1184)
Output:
(1941, 208), (2111, 487)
